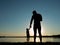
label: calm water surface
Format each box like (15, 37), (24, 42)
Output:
(0, 37), (60, 42)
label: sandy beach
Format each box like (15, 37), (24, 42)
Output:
(0, 42), (60, 45)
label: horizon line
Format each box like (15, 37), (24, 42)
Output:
(0, 35), (60, 38)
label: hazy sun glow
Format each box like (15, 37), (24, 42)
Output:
(29, 25), (44, 42)
(29, 25), (44, 36)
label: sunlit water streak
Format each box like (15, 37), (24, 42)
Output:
(0, 37), (60, 42)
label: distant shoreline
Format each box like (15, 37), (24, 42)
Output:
(0, 35), (60, 38)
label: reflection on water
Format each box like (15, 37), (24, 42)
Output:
(0, 37), (60, 42)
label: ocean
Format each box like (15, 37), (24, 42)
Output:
(0, 37), (60, 42)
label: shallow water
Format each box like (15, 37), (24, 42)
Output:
(0, 37), (60, 42)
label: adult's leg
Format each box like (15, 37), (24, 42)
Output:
(38, 26), (42, 42)
(33, 27), (37, 42)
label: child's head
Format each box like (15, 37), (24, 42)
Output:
(26, 28), (29, 31)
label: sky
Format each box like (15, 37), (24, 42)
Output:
(0, 0), (60, 36)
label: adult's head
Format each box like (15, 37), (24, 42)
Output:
(32, 10), (37, 15)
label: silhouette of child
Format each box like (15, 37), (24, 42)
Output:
(26, 28), (30, 38)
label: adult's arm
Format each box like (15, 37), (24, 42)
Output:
(30, 15), (34, 28)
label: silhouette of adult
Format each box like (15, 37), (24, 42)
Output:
(30, 10), (42, 42)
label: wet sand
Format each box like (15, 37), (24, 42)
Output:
(0, 42), (60, 45)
